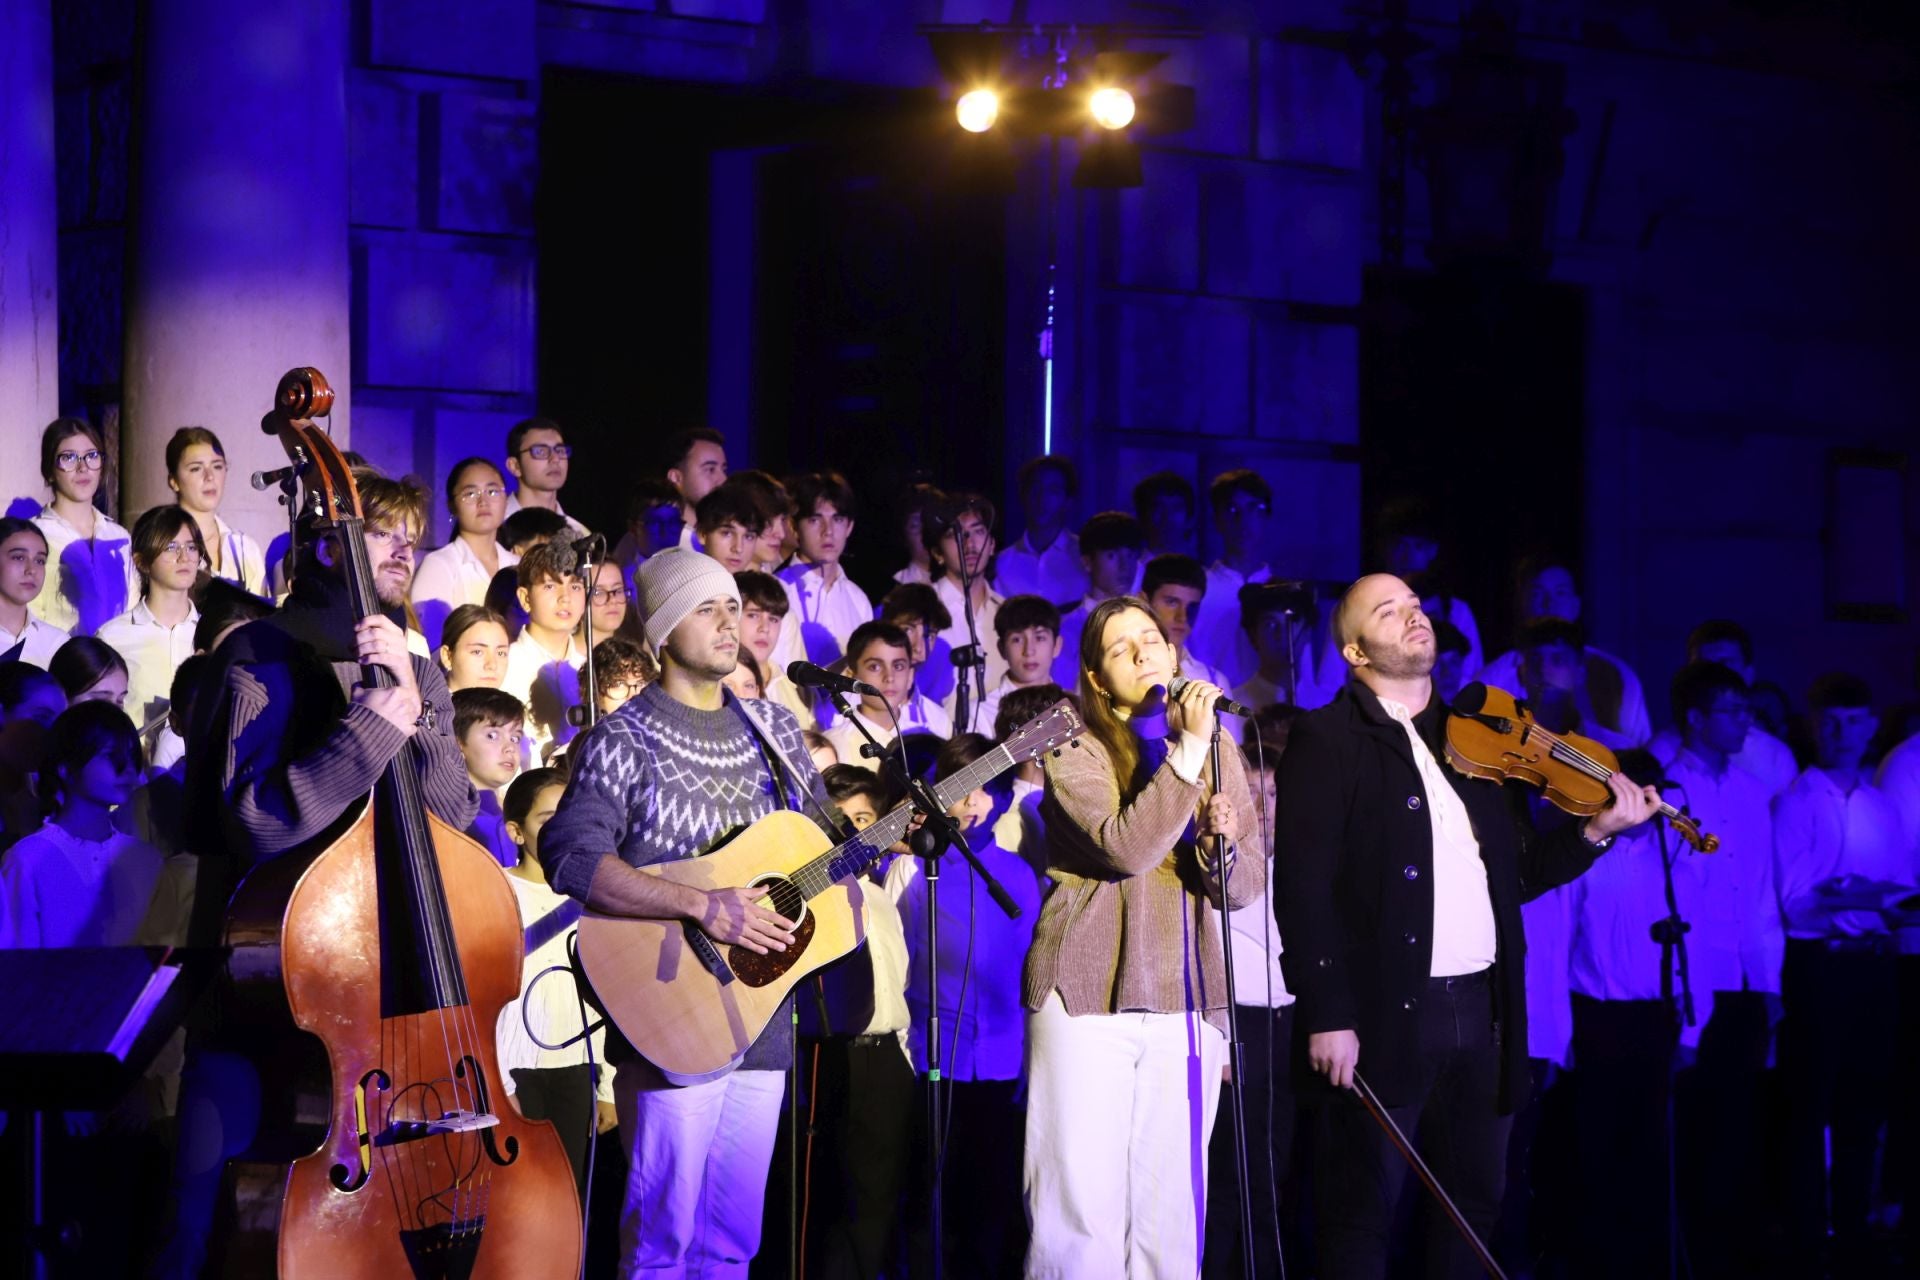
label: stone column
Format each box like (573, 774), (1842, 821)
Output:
(122, 0), (350, 541)
(0, 0), (59, 513)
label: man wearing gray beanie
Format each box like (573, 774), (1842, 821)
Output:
(539, 546), (841, 1276)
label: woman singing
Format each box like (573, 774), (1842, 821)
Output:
(1023, 595), (1261, 1278)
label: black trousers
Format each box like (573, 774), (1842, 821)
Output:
(906, 1076), (1026, 1279)
(510, 1064), (595, 1200)
(1569, 994), (1679, 1280)
(1312, 971), (1512, 1280)
(1204, 1003), (1299, 1280)
(1674, 989), (1772, 1280)
(1779, 940), (1898, 1271)
(801, 1034), (915, 1280)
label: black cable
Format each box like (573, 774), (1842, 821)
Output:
(1249, 731), (1288, 1280)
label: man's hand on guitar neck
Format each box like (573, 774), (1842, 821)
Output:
(697, 886), (797, 955)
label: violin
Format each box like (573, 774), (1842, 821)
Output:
(1444, 683), (1718, 854)
(221, 369), (581, 1276)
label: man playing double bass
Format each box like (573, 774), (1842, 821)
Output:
(158, 473), (478, 1278)
(1275, 573), (1660, 1279)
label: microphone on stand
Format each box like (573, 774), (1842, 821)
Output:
(1168, 676), (1255, 718)
(252, 463), (299, 491)
(787, 661), (883, 700)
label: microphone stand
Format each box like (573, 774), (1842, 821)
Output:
(566, 535), (606, 736)
(830, 692), (1018, 1280)
(1281, 609), (1299, 708)
(1208, 721), (1258, 1280)
(1650, 804), (1695, 1280)
(953, 540), (989, 734)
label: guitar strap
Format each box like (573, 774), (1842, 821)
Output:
(733, 697), (846, 840)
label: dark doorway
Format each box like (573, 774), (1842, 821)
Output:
(539, 71), (1008, 595)
(1360, 267), (1587, 653)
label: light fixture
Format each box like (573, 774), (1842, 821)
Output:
(1088, 87), (1136, 131)
(955, 88), (1000, 133)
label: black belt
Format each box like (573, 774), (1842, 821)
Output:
(1427, 967), (1492, 992)
(844, 1032), (898, 1047)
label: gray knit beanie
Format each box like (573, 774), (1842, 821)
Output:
(640, 548), (742, 652)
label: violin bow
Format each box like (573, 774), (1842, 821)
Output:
(1351, 1070), (1510, 1280)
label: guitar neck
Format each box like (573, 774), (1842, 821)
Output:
(790, 741), (1018, 903)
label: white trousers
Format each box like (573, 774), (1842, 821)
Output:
(1024, 992), (1228, 1279)
(614, 1060), (786, 1280)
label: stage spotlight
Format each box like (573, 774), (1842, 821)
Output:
(956, 89), (1000, 133)
(1088, 87), (1136, 131)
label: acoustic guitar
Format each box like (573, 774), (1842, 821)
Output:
(576, 701), (1085, 1083)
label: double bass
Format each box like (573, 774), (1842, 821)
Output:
(221, 369), (581, 1277)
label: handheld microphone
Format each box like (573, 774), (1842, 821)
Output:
(787, 660), (882, 700)
(252, 463), (299, 491)
(1168, 676), (1255, 718)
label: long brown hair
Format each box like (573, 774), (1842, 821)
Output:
(1076, 595), (1175, 800)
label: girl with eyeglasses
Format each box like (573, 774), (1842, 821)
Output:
(97, 505), (210, 767)
(30, 418), (138, 637)
(163, 427), (266, 596)
(410, 457), (522, 651)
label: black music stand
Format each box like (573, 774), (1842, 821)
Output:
(0, 947), (224, 1279)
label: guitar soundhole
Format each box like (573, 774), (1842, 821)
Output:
(730, 875), (812, 988)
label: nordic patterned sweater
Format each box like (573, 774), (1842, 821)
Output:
(539, 681), (840, 1072)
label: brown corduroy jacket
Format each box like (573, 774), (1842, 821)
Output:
(1023, 730), (1262, 1036)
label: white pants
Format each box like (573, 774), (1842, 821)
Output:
(614, 1060), (786, 1280)
(1024, 992), (1228, 1279)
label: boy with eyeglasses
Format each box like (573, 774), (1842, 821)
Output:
(502, 417), (588, 537)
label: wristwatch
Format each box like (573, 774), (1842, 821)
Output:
(414, 702), (438, 732)
(1578, 821), (1614, 853)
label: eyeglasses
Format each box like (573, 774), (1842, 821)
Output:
(157, 541), (203, 562)
(366, 527), (417, 555)
(455, 485), (507, 505)
(602, 679), (641, 699)
(518, 444), (571, 461)
(590, 586), (630, 605)
(56, 449), (105, 472)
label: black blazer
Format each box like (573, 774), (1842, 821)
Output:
(1274, 680), (1598, 1113)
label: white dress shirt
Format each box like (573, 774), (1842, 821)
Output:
(892, 562), (931, 586)
(1231, 641), (1347, 715)
(1879, 733), (1920, 856)
(30, 506), (138, 636)
(1185, 560), (1271, 690)
(0, 613), (68, 668)
(993, 776), (1049, 879)
(0, 822), (164, 947)
(921, 577), (1005, 706)
(948, 673), (1048, 739)
(1772, 767), (1916, 940)
(1521, 882), (1575, 1067)
(1477, 643), (1652, 748)
(857, 873), (914, 1066)
(410, 537), (519, 650)
(501, 629), (584, 763)
(97, 598), (201, 735)
(772, 561), (874, 671)
(1226, 860), (1294, 1010)
(1378, 696), (1497, 976)
(208, 514), (268, 596)
(1665, 748), (1783, 998)
(493, 873), (613, 1103)
(1651, 723), (1798, 799)
(1567, 824), (1717, 1046)
(503, 492), (589, 539)
(993, 529), (1087, 606)
(825, 707), (903, 774)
